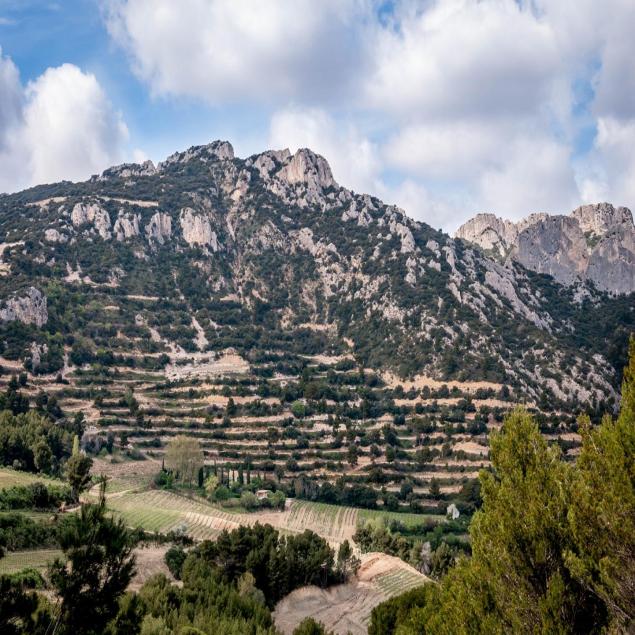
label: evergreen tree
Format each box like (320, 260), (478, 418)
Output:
(49, 485), (136, 635)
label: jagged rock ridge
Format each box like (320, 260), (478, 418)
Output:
(455, 204), (635, 294)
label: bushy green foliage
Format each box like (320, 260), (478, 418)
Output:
(293, 617), (333, 634)
(0, 409), (72, 475)
(48, 489), (136, 635)
(0, 482), (72, 510)
(164, 545), (187, 580)
(0, 512), (58, 553)
(196, 523), (337, 606)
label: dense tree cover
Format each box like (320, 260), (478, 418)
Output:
(370, 338), (635, 634)
(0, 512), (58, 554)
(0, 515), (354, 634)
(0, 408), (74, 475)
(194, 523), (340, 606)
(294, 475), (378, 509)
(0, 481), (72, 510)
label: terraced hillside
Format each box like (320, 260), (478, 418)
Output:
(0, 139), (630, 555)
(4, 338), (586, 523)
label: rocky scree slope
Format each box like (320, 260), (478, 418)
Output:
(455, 204), (635, 295)
(0, 140), (632, 407)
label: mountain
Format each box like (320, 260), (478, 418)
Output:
(0, 141), (632, 408)
(455, 203), (635, 295)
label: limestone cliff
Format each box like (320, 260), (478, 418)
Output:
(455, 203), (635, 294)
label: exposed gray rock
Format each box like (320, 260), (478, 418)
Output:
(277, 148), (336, 190)
(71, 202), (112, 240)
(179, 208), (220, 251)
(160, 140), (234, 168)
(513, 215), (588, 285)
(114, 212), (141, 241)
(446, 503), (460, 520)
(145, 212), (172, 244)
(29, 341), (48, 371)
(456, 203), (635, 294)
(571, 202), (633, 236)
(0, 287), (48, 327)
(44, 228), (67, 243)
(98, 160), (157, 180)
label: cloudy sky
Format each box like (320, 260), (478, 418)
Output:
(0, 0), (634, 231)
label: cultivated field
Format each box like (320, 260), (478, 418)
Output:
(0, 468), (63, 490)
(0, 549), (62, 574)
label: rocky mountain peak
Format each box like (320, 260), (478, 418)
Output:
(160, 139), (235, 168)
(571, 202), (634, 236)
(97, 160), (157, 181)
(456, 204), (635, 294)
(454, 212), (519, 258)
(276, 148), (337, 191)
(0, 139), (630, 406)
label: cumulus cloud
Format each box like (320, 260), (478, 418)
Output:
(579, 117), (635, 206)
(0, 53), (128, 192)
(104, 0), (369, 104)
(366, 0), (563, 121)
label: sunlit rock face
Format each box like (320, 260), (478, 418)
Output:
(456, 203), (635, 294)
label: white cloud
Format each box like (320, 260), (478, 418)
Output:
(366, 0), (562, 121)
(0, 55), (128, 192)
(269, 107), (382, 196)
(0, 49), (22, 146)
(104, 0), (369, 104)
(384, 120), (503, 180)
(381, 179), (469, 232)
(579, 117), (635, 206)
(478, 135), (579, 218)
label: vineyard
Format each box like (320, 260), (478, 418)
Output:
(0, 549), (62, 574)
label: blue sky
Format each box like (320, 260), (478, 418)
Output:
(0, 0), (634, 231)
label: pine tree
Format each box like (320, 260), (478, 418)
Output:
(49, 484), (136, 634)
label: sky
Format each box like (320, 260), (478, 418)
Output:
(0, 1), (634, 232)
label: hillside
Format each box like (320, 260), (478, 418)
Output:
(0, 140), (632, 409)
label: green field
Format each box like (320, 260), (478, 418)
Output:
(358, 508), (444, 528)
(374, 567), (427, 596)
(0, 549), (63, 574)
(0, 468), (63, 490)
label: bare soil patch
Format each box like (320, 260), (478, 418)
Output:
(273, 553), (428, 635)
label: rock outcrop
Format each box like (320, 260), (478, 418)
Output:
(160, 140), (234, 168)
(455, 203), (635, 294)
(98, 160), (157, 181)
(113, 212), (141, 241)
(71, 202), (112, 240)
(179, 208), (220, 251)
(145, 212), (172, 244)
(0, 287), (48, 327)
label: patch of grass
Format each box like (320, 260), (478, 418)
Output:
(358, 508), (444, 529)
(0, 468), (62, 491)
(0, 549), (63, 574)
